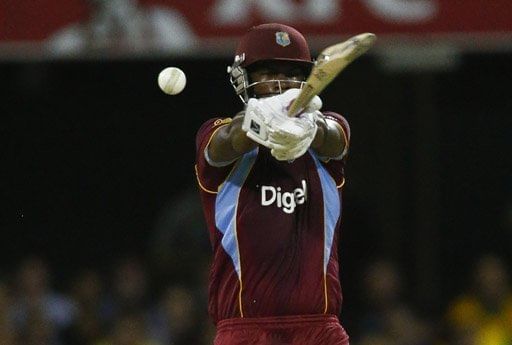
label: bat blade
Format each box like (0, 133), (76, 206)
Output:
(288, 33), (377, 116)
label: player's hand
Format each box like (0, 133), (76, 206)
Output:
(265, 89), (321, 161)
(276, 88), (323, 114)
(269, 110), (320, 161)
(285, 88), (323, 114)
(242, 89), (321, 150)
(268, 110), (318, 145)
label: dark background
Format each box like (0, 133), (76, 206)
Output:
(1, 52), (511, 321)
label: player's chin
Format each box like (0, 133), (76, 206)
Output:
(256, 89), (292, 98)
(257, 93), (280, 98)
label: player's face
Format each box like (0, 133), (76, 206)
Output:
(248, 61), (306, 98)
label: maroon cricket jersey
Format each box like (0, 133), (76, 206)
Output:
(195, 113), (350, 324)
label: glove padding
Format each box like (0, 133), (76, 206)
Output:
(242, 89), (321, 161)
(269, 110), (321, 161)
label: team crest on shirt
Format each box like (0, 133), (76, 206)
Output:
(275, 32), (291, 47)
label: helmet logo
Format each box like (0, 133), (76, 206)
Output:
(275, 32), (291, 47)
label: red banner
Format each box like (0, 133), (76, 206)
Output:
(1, 0), (511, 50)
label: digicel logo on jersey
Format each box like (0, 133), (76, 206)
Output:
(261, 180), (307, 214)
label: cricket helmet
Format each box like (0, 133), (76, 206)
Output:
(227, 23), (313, 103)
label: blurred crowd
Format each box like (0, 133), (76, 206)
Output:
(354, 254), (512, 345)
(0, 255), (214, 345)
(0, 252), (510, 345)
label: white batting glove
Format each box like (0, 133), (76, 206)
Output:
(277, 88), (323, 113)
(268, 110), (318, 145)
(242, 98), (271, 147)
(242, 89), (322, 151)
(270, 136), (312, 161)
(242, 97), (291, 147)
(269, 110), (320, 161)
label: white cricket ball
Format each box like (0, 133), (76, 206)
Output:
(158, 67), (186, 95)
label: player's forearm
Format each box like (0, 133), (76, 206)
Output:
(208, 114), (258, 163)
(311, 118), (346, 158)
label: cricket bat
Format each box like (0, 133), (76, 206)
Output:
(288, 33), (377, 116)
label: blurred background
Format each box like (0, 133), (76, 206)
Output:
(1, 1), (512, 344)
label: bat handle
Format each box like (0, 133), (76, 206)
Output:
(288, 92), (313, 117)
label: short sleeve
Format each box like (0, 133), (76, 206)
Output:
(195, 117), (235, 194)
(317, 111), (351, 188)
(323, 111), (350, 156)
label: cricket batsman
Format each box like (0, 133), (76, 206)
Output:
(195, 23), (351, 345)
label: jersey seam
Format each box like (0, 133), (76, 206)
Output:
(195, 164), (217, 194)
